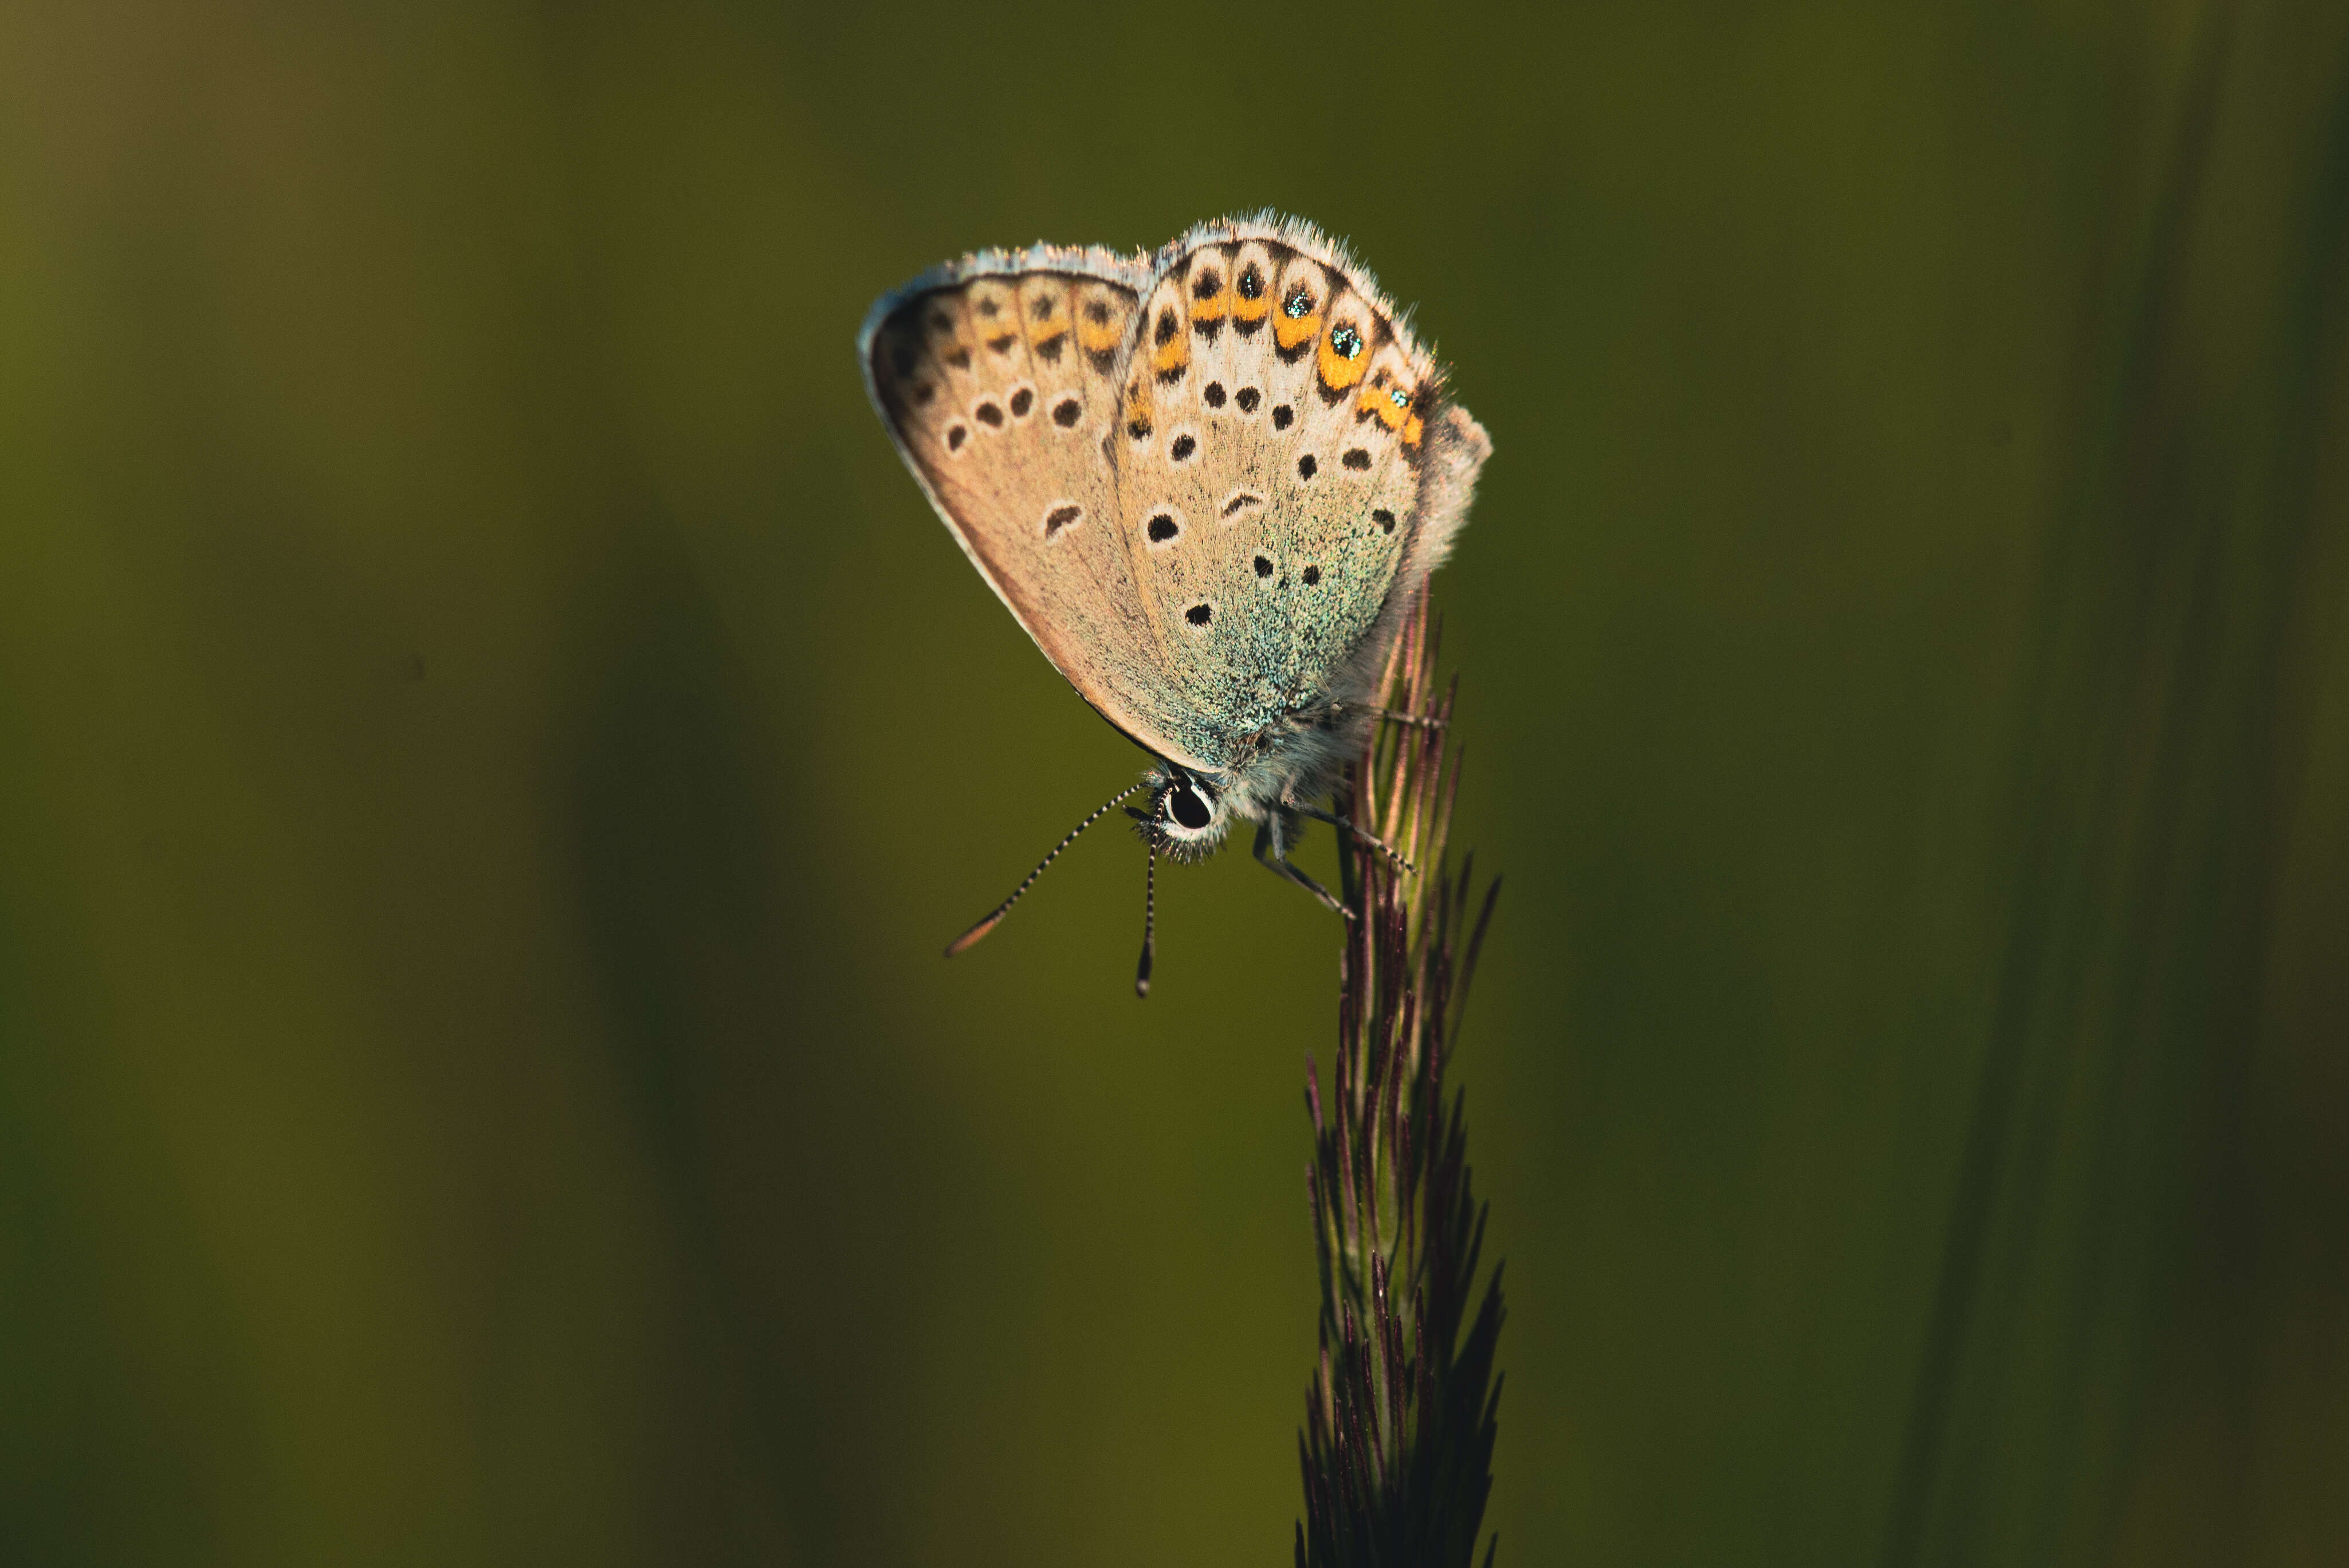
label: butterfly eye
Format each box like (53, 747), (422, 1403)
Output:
(1168, 779), (1214, 832)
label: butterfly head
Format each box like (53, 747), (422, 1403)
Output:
(1136, 764), (1231, 861)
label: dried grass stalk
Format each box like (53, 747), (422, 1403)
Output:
(1297, 592), (1505, 1568)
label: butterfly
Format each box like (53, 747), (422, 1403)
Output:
(859, 213), (1490, 993)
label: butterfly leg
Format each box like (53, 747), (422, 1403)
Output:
(1366, 706), (1448, 730)
(1332, 703), (1448, 731)
(1254, 815), (1352, 919)
(1294, 802), (1416, 876)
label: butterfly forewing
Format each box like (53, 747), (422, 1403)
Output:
(864, 252), (1209, 764)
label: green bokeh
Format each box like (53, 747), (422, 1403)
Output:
(3, 2), (2344, 1563)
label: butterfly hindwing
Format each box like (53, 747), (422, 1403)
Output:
(1111, 217), (1486, 772)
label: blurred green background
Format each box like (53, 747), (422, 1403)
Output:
(3, 1), (2344, 1563)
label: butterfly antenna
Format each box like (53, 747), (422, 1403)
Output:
(945, 783), (1146, 958)
(1134, 841), (1157, 999)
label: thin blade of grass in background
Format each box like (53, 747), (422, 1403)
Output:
(1297, 594), (1506, 1568)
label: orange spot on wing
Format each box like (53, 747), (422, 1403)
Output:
(1076, 289), (1128, 355)
(1357, 356), (1420, 429)
(1188, 269), (1230, 325)
(1273, 302), (1322, 352)
(1021, 279), (1073, 345)
(1149, 298), (1191, 377)
(1358, 385), (1411, 430)
(1318, 325), (1370, 392)
(1231, 248), (1275, 323)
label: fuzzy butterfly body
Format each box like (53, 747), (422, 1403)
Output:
(861, 213), (1488, 965)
